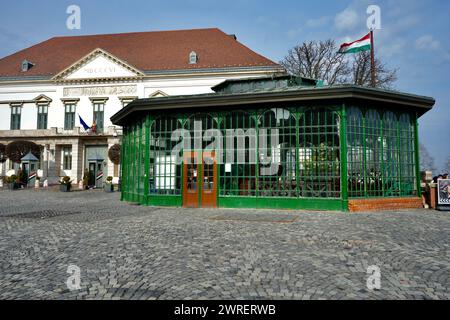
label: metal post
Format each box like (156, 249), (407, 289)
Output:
(340, 104), (349, 210)
(414, 114), (421, 197)
(144, 116), (150, 201)
(370, 30), (376, 87)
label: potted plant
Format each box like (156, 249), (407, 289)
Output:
(59, 176), (72, 192)
(6, 175), (18, 190)
(104, 176), (114, 192)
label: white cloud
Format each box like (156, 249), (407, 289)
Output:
(415, 35), (440, 51)
(334, 8), (360, 31)
(306, 16), (331, 28)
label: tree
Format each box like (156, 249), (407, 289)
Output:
(280, 39), (398, 89)
(444, 157), (450, 174)
(350, 51), (397, 89)
(5, 141), (41, 164)
(108, 144), (121, 165)
(419, 143), (437, 173)
(280, 40), (350, 85)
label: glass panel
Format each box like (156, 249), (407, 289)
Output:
(399, 113), (417, 196)
(364, 109), (383, 197)
(187, 155), (197, 193)
(203, 156), (214, 192)
(149, 117), (182, 195)
(347, 108), (417, 198)
(298, 108), (341, 198)
(383, 111), (400, 196)
(64, 104), (76, 130)
(220, 111), (256, 197)
(347, 107), (365, 197)
(259, 108), (299, 198)
(63, 147), (72, 170)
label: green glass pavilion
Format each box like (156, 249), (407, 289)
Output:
(111, 76), (435, 211)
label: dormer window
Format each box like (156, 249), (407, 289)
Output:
(189, 51), (198, 64)
(21, 59), (34, 72)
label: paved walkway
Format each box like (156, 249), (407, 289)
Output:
(0, 188), (448, 300)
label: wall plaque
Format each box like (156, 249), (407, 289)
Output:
(63, 85), (137, 97)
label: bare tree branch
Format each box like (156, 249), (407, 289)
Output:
(280, 39), (398, 89)
(280, 40), (350, 85)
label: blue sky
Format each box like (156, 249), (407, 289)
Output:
(1, 0), (449, 171)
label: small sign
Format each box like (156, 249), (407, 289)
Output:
(225, 163), (232, 173)
(437, 179), (450, 205)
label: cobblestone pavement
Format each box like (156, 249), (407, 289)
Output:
(0, 188), (449, 300)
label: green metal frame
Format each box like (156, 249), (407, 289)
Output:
(346, 106), (419, 199)
(119, 104), (421, 211)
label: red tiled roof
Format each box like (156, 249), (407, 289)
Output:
(0, 28), (281, 78)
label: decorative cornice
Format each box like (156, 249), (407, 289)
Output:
(89, 97), (109, 103)
(61, 98), (80, 104)
(34, 94), (53, 105)
(119, 96), (138, 102)
(0, 66), (286, 84)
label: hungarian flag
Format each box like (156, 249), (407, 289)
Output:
(338, 33), (371, 54)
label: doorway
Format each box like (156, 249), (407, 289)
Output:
(183, 151), (217, 208)
(88, 161), (104, 188)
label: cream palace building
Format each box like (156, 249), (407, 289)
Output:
(0, 28), (284, 185)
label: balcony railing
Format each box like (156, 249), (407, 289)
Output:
(0, 126), (123, 138)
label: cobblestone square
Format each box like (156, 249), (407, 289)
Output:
(0, 189), (448, 300)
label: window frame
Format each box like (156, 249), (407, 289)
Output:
(37, 104), (49, 130)
(90, 98), (108, 134)
(62, 146), (72, 171)
(10, 104), (22, 130)
(64, 103), (76, 130)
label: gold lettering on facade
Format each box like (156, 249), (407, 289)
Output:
(63, 85), (137, 97)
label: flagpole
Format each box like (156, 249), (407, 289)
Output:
(370, 30), (376, 87)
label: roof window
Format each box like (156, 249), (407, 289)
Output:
(21, 59), (34, 72)
(189, 51), (198, 64)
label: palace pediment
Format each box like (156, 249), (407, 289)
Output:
(52, 48), (144, 82)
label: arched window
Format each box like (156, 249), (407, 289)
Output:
(258, 108), (297, 197)
(347, 107), (364, 197)
(365, 109), (383, 196)
(399, 113), (416, 195)
(220, 111), (256, 196)
(382, 111), (400, 196)
(189, 51), (198, 64)
(184, 113), (218, 152)
(299, 108), (340, 198)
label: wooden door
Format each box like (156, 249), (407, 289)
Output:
(201, 151), (217, 208)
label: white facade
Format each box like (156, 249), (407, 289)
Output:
(0, 48), (283, 186)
